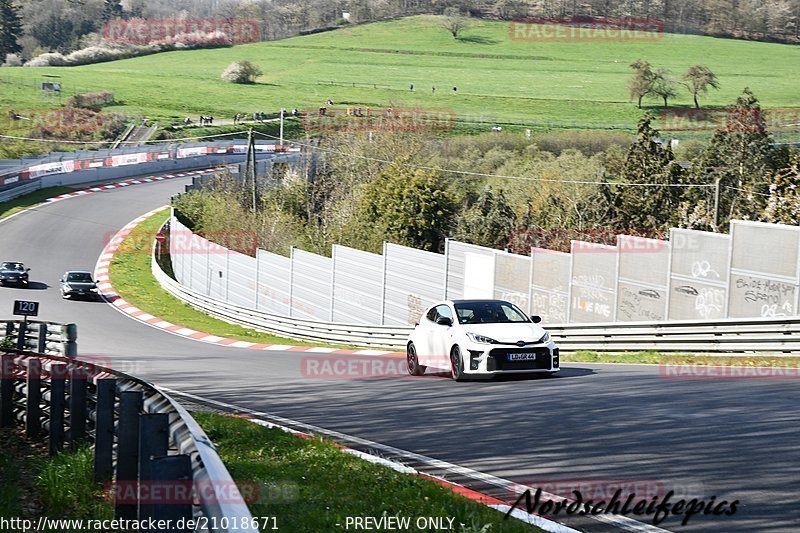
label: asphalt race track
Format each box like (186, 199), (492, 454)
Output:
(1, 178), (798, 532)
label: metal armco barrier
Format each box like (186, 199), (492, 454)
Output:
(1, 320), (257, 532)
(153, 238), (800, 353)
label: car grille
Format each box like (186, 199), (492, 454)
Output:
(488, 347), (552, 371)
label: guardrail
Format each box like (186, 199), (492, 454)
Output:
(1, 320), (257, 532)
(152, 224), (800, 354)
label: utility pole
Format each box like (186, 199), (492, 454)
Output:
(244, 128), (257, 213)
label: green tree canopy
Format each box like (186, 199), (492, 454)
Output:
(0, 0), (23, 59)
(354, 160), (456, 252)
(613, 114), (683, 233)
(452, 186), (516, 249)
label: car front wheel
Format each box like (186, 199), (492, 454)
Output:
(406, 343), (425, 376)
(450, 345), (465, 382)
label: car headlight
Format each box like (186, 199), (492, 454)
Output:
(466, 332), (498, 344)
(538, 331), (551, 344)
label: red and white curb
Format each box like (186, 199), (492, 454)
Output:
(95, 208), (400, 357)
(45, 168), (222, 204)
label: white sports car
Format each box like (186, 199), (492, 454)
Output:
(406, 299), (559, 381)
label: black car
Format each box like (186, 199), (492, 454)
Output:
(60, 271), (100, 300)
(0, 261), (30, 287)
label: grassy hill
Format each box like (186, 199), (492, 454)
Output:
(1, 15), (798, 138)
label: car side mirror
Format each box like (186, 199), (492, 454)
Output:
(530, 315), (542, 324)
(25, 268), (30, 272)
(436, 316), (453, 327)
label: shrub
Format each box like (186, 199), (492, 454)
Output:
(66, 91), (115, 111)
(221, 61), (262, 84)
(25, 52), (68, 67)
(2, 53), (22, 67)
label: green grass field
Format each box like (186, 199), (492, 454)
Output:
(1, 16), (798, 137)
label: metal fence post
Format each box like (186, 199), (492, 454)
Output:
(68, 366), (87, 448)
(37, 323), (47, 353)
(26, 358), (42, 437)
(115, 390), (143, 521)
(48, 363), (68, 455)
(150, 455), (193, 529)
(138, 413), (170, 525)
(64, 323), (78, 358)
(0, 354), (14, 427)
(15, 321), (26, 350)
(93, 379), (116, 483)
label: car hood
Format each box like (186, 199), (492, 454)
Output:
(461, 322), (548, 343)
(66, 282), (97, 289)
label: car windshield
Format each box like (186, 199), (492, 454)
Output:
(1, 262), (24, 271)
(67, 273), (93, 283)
(454, 301), (529, 324)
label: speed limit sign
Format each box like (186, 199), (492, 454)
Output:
(13, 300), (39, 317)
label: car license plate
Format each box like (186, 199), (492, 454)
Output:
(509, 353), (536, 361)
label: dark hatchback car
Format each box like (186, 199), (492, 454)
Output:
(60, 271), (100, 300)
(0, 261), (30, 287)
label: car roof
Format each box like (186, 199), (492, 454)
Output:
(1, 261), (24, 265)
(65, 270), (92, 275)
(450, 299), (513, 305)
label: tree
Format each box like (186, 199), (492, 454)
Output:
(683, 65), (720, 109)
(452, 186), (516, 248)
(628, 59), (654, 109)
(685, 88), (774, 230)
(613, 114), (683, 232)
(651, 68), (678, 108)
(221, 60), (263, 84)
(102, 0), (124, 21)
(763, 155), (800, 225)
(355, 160), (456, 252)
(440, 8), (470, 39)
(0, 0), (22, 60)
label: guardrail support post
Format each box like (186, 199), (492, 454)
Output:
(138, 413), (169, 525)
(64, 323), (78, 358)
(116, 391), (143, 520)
(37, 324), (47, 353)
(0, 354), (13, 427)
(49, 363), (67, 455)
(150, 455), (193, 529)
(15, 322), (26, 350)
(93, 379), (116, 483)
(68, 366), (87, 448)
(26, 358), (42, 437)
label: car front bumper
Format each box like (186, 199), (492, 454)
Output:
(462, 342), (559, 374)
(63, 289), (100, 299)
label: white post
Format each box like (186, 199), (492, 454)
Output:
(279, 108), (285, 149)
